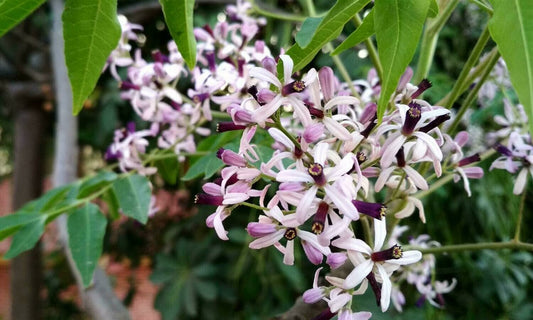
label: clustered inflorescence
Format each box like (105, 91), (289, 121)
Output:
(100, 1), (532, 318)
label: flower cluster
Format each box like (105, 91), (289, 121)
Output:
(101, 1), (483, 317)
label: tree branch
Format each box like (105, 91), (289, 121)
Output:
(50, 0), (131, 319)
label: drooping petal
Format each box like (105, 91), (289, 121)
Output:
(344, 259), (373, 289)
(323, 117), (352, 141)
(403, 166), (429, 190)
(514, 168), (529, 195)
(296, 186), (318, 223)
(249, 66), (281, 87)
(413, 131), (443, 161)
(283, 239), (295, 265)
(375, 166), (395, 192)
(324, 184), (359, 220)
(376, 264), (392, 312)
(249, 229), (285, 249)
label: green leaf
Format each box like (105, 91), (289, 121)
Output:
(295, 16), (324, 48)
(0, 212), (42, 241)
(332, 9), (374, 56)
(102, 188), (121, 220)
(0, 0), (46, 38)
(282, 0), (372, 73)
(203, 155), (224, 180)
(67, 203), (107, 287)
(428, 0), (439, 18)
(489, 0), (533, 135)
(77, 171), (117, 199)
(155, 156), (180, 185)
(4, 216), (46, 259)
(196, 131), (241, 152)
(159, 0), (196, 69)
(112, 174), (152, 224)
(63, 0), (121, 115)
(375, 0), (430, 121)
(182, 154), (212, 181)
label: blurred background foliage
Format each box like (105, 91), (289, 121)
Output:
(0, 0), (532, 319)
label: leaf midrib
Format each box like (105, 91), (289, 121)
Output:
(514, 0), (533, 108)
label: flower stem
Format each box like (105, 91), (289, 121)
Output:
(442, 26), (491, 109)
(413, 0), (460, 83)
(469, 0), (493, 14)
(352, 15), (383, 80)
(447, 49), (500, 135)
(250, 0), (306, 22)
(412, 240), (533, 255)
(514, 189), (527, 242)
(240, 201), (269, 211)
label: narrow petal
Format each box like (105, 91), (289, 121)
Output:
(283, 239), (295, 265)
(269, 127), (295, 150)
(277, 169), (313, 183)
(323, 117), (352, 141)
(253, 94), (282, 124)
(373, 218), (387, 251)
(413, 131), (443, 161)
(323, 96), (359, 111)
(250, 66), (281, 87)
(403, 166), (429, 190)
(314, 142), (330, 165)
(332, 237), (372, 255)
(376, 264), (392, 312)
(279, 55), (294, 84)
(514, 168), (528, 195)
(249, 229), (284, 249)
(296, 186), (318, 223)
(325, 184), (359, 220)
(388, 250), (422, 265)
(381, 135), (406, 168)
(344, 259), (373, 289)
(375, 167), (395, 192)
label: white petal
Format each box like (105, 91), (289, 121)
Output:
(327, 154), (354, 181)
(375, 167), (395, 192)
(279, 55), (294, 84)
(373, 219), (387, 251)
(250, 66), (281, 87)
(323, 117), (352, 141)
(313, 142), (330, 165)
(332, 237), (372, 255)
(413, 131), (443, 161)
(324, 184), (359, 220)
(376, 264), (392, 312)
(288, 96), (313, 126)
(381, 135), (406, 168)
(514, 168), (528, 195)
(253, 94), (282, 124)
(403, 166), (429, 190)
(344, 259), (373, 289)
(277, 169), (313, 183)
(388, 250), (422, 265)
(296, 186), (318, 223)
(323, 96), (359, 110)
(268, 128), (295, 150)
(249, 229), (284, 249)
(283, 239), (295, 265)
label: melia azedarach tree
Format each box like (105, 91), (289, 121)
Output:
(1, 0), (533, 318)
